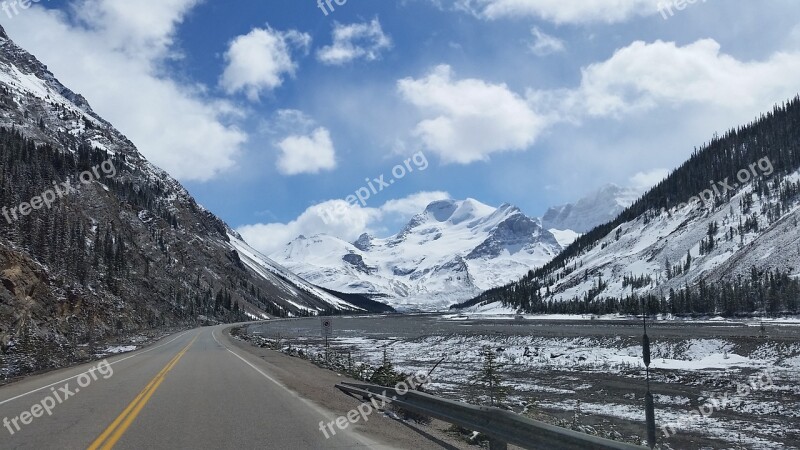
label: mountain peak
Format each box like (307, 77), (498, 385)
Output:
(496, 202), (522, 215)
(272, 196), (563, 310)
(543, 184), (641, 233)
(420, 198), (495, 225)
(423, 199), (459, 221)
(353, 233), (374, 251)
(449, 198), (494, 225)
(598, 182), (622, 191)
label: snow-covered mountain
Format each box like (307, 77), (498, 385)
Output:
(227, 233), (366, 312)
(459, 98), (800, 316)
(0, 25), (362, 315)
(543, 183), (641, 233)
(271, 199), (563, 310)
(541, 176), (800, 304)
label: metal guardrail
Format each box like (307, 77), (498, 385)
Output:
(336, 382), (642, 450)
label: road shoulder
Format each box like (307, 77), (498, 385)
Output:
(221, 325), (470, 450)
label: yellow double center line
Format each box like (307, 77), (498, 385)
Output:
(87, 334), (198, 450)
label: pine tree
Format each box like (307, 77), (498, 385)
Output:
(369, 348), (406, 387)
(684, 249), (692, 272)
(470, 346), (509, 406)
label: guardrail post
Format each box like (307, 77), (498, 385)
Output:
(489, 438), (508, 450)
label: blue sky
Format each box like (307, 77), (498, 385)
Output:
(3, 0), (800, 253)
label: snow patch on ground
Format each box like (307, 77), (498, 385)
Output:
(102, 345), (137, 354)
(549, 229), (581, 247)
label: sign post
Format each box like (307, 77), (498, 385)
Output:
(321, 317), (333, 361)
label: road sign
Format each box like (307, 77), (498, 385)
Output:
(321, 317), (333, 337)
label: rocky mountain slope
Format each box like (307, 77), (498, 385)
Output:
(271, 199), (563, 310)
(0, 25), (367, 377)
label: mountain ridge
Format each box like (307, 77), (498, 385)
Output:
(271, 198), (564, 310)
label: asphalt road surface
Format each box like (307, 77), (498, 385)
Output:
(0, 325), (396, 450)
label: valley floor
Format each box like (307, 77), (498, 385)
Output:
(246, 314), (800, 449)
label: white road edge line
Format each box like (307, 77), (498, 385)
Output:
(211, 330), (286, 388)
(213, 329), (398, 450)
(0, 330), (191, 406)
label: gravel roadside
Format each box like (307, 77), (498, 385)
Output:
(222, 325), (475, 450)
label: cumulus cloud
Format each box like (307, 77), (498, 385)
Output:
(450, 0), (664, 24)
(2, 0), (247, 181)
(276, 127), (337, 175)
(237, 201), (379, 255)
(398, 65), (545, 164)
(237, 191), (451, 255)
(220, 26), (311, 101)
(530, 39), (800, 120)
(74, 0), (200, 58)
(317, 19), (392, 65)
(380, 191), (452, 216)
(453, 0), (662, 24)
(396, 40), (800, 175)
(630, 168), (670, 190)
(264, 109), (337, 176)
(528, 27), (566, 56)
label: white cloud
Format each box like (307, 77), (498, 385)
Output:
(531, 39), (800, 119)
(630, 168), (670, 190)
(398, 65), (545, 164)
(237, 201), (379, 255)
(74, 0), (201, 59)
(236, 191), (451, 255)
(220, 26), (311, 101)
(380, 191), (451, 216)
(265, 109), (337, 176)
(529, 27), (566, 56)
(453, 0), (661, 24)
(521, 39), (800, 200)
(2, 0), (247, 182)
(276, 127), (337, 175)
(393, 39), (800, 183)
(317, 19), (392, 65)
